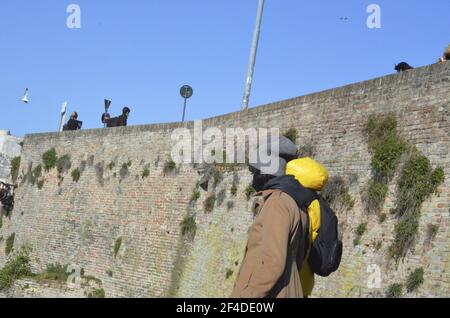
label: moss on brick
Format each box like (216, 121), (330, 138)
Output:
(389, 150), (445, 261)
(42, 148), (58, 171)
(386, 283), (403, 298)
(204, 194), (216, 213)
(114, 237), (122, 258)
(283, 128), (298, 144)
(10, 156), (21, 182)
(406, 268), (424, 293)
(180, 216), (197, 240)
(5, 233), (15, 255)
(0, 248), (32, 291)
(163, 160), (177, 175)
(88, 288), (105, 298)
(71, 168), (81, 182)
(141, 167), (150, 179)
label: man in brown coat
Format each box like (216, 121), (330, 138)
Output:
(231, 136), (313, 298)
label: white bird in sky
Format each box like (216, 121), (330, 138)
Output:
(21, 88), (29, 104)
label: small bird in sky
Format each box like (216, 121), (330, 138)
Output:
(340, 17), (349, 21)
(21, 88), (29, 104)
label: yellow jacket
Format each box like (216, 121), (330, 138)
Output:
(286, 158), (328, 297)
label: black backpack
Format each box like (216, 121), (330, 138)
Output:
(262, 175), (342, 277)
(307, 195), (343, 277)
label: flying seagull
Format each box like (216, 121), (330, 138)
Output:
(21, 88), (29, 104)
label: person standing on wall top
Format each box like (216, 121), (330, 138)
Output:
(231, 136), (311, 298)
(102, 107), (131, 128)
(63, 112), (83, 131)
(117, 106), (131, 127)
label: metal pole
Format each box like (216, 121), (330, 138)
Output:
(182, 98), (187, 122)
(241, 0), (265, 111)
(59, 102), (67, 132)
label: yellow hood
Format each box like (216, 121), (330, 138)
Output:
(286, 158), (329, 191)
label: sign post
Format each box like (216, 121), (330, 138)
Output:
(180, 85), (193, 122)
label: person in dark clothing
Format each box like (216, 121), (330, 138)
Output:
(103, 107), (131, 128)
(231, 136), (311, 298)
(395, 62), (414, 72)
(117, 107), (130, 126)
(64, 112), (82, 131)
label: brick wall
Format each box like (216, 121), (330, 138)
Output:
(0, 62), (448, 298)
(0, 131), (22, 181)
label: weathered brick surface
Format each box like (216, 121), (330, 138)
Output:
(0, 131), (22, 180)
(0, 63), (448, 298)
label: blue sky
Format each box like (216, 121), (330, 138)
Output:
(1, 1), (449, 136)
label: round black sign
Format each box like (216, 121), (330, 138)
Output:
(180, 85), (193, 99)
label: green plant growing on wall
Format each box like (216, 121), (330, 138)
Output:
(10, 156), (21, 182)
(389, 151), (445, 261)
(71, 168), (81, 182)
(389, 214), (419, 260)
(283, 128), (298, 144)
(0, 248), (32, 291)
(230, 183), (237, 196)
(395, 154), (444, 219)
(321, 176), (355, 211)
(42, 148), (58, 171)
(245, 184), (255, 201)
(141, 167), (150, 179)
(353, 223), (367, 246)
(426, 224), (439, 241)
(180, 216), (197, 240)
(363, 114), (406, 214)
(406, 268), (424, 293)
(190, 187), (201, 204)
(29, 164), (42, 185)
(5, 233), (15, 255)
(163, 160), (177, 175)
(367, 180), (388, 213)
(88, 288), (105, 298)
(56, 154), (72, 175)
(373, 240), (383, 251)
(386, 283), (403, 298)
(225, 269), (234, 280)
(430, 167), (444, 193)
(107, 161), (116, 171)
(204, 194), (216, 213)
(364, 113), (406, 179)
(34, 263), (70, 284)
(114, 237), (122, 258)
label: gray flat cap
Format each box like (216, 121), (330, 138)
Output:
(249, 135), (298, 176)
